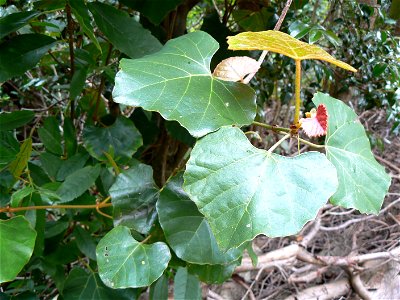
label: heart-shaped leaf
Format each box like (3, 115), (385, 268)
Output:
(157, 173), (242, 264)
(183, 126), (338, 250)
(83, 116), (142, 163)
(312, 93), (391, 213)
(227, 30), (357, 72)
(110, 161), (158, 234)
(96, 226), (171, 288)
(113, 31), (256, 138)
(0, 216), (37, 283)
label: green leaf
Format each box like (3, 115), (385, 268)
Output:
(63, 117), (77, 157)
(289, 20), (311, 39)
(9, 137), (32, 179)
(69, 66), (88, 100)
(56, 152), (88, 181)
(96, 226), (171, 288)
(157, 173), (242, 264)
(73, 227), (97, 261)
(173, 267), (201, 300)
(69, 0), (102, 52)
(0, 216), (37, 283)
(0, 111), (35, 131)
(312, 93), (391, 213)
(0, 131), (19, 165)
(56, 165), (101, 203)
(119, 0), (184, 25)
(149, 274), (168, 300)
(38, 116), (63, 156)
(113, 31), (256, 138)
(61, 268), (138, 300)
(11, 186), (35, 207)
(88, 2), (161, 59)
(183, 126), (338, 250)
(40, 152), (63, 180)
(110, 162), (158, 234)
(83, 116), (142, 163)
(0, 11), (41, 39)
(0, 34), (56, 82)
(188, 259), (240, 284)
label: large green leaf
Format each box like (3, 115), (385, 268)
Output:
(56, 165), (101, 203)
(0, 34), (56, 82)
(0, 11), (41, 39)
(312, 93), (391, 213)
(69, 0), (101, 52)
(9, 137), (32, 179)
(83, 116), (142, 163)
(119, 0), (184, 25)
(61, 268), (138, 300)
(0, 216), (37, 283)
(113, 31), (256, 138)
(109, 162), (158, 234)
(0, 111), (35, 131)
(157, 173), (242, 264)
(38, 116), (63, 156)
(183, 126), (338, 250)
(96, 226), (171, 288)
(173, 267), (201, 300)
(88, 2), (161, 59)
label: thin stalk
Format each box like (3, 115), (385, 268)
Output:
(294, 59), (302, 124)
(0, 202), (112, 214)
(268, 134), (290, 154)
(66, 2), (75, 120)
(252, 121), (290, 133)
(297, 137), (325, 149)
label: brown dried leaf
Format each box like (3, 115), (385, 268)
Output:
(213, 56), (260, 82)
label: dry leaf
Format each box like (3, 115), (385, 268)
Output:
(213, 56), (260, 82)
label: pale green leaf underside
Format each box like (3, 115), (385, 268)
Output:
(113, 31), (256, 138)
(183, 126), (338, 250)
(312, 93), (391, 213)
(96, 226), (171, 288)
(157, 173), (242, 264)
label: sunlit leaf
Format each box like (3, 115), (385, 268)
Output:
(0, 216), (37, 283)
(183, 126), (338, 250)
(113, 31), (256, 138)
(96, 226), (171, 288)
(227, 30), (357, 72)
(312, 93), (391, 213)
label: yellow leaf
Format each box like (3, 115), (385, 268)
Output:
(227, 30), (357, 72)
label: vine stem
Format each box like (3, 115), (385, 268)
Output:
(296, 137), (325, 149)
(267, 133), (290, 154)
(252, 121), (290, 133)
(294, 59), (302, 124)
(65, 2), (75, 120)
(0, 201), (112, 214)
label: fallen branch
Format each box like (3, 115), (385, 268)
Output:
(282, 279), (350, 300)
